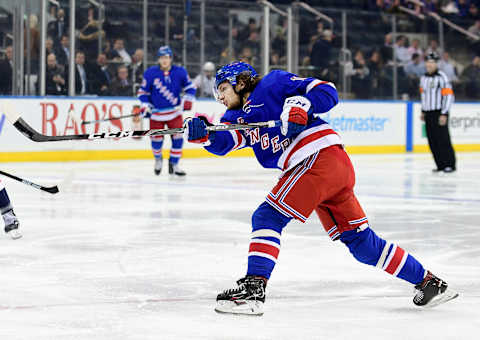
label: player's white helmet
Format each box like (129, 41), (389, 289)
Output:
(203, 61), (215, 72)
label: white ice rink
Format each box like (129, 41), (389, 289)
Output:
(0, 153), (479, 340)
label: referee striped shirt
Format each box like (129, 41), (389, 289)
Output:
(420, 70), (454, 114)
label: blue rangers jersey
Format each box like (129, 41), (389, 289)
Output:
(138, 65), (196, 121)
(205, 70), (342, 171)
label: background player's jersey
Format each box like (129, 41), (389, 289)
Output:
(138, 65), (196, 121)
(205, 70), (341, 171)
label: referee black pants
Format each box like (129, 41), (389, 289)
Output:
(424, 110), (456, 170)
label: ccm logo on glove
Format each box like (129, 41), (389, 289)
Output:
(280, 96), (311, 137)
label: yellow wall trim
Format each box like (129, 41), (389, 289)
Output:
(0, 148), (254, 162)
(2, 144), (479, 162)
(413, 144), (480, 153)
(344, 145), (405, 154)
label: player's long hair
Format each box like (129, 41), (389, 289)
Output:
(235, 71), (262, 107)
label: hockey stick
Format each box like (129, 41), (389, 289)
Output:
(0, 170), (59, 194)
(81, 112), (142, 125)
(3, 104), (281, 142)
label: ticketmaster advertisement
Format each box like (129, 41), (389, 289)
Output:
(326, 101), (406, 148)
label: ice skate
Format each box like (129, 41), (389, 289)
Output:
(215, 275), (267, 316)
(413, 271), (458, 307)
(5, 219), (21, 240)
(169, 162), (186, 176)
(154, 158), (163, 176)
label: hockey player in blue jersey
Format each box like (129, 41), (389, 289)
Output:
(186, 61), (457, 315)
(0, 180), (21, 239)
(138, 45), (196, 176)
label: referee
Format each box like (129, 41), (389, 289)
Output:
(420, 52), (456, 173)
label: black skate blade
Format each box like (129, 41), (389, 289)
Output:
(423, 289), (459, 308)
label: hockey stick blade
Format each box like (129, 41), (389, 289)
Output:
(0, 170), (60, 195)
(41, 185), (60, 194)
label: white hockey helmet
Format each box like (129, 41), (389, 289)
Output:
(203, 61), (215, 72)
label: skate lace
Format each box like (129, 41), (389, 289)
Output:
(413, 289), (424, 303)
(223, 282), (247, 296)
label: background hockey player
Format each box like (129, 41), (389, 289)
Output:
(0, 179), (21, 239)
(193, 61), (216, 98)
(137, 45), (196, 176)
(186, 61), (458, 315)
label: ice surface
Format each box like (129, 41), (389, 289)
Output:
(0, 153), (479, 340)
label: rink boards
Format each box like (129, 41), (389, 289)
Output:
(0, 97), (479, 162)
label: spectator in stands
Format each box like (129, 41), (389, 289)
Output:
(270, 52), (281, 67)
(372, 0), (399, 13)
(154, 15), (182, 41)
(193, 61), (215, 98)
(45, 53), (66, 95)
(169, 15), (184, 41)
(456, 0), (469, 17)
(380, 33), (393, 63)
(423, 0), (440, 14)
(404, 53), (426, 78)
(468, 19), (480, 37)
(425, 39), (443, 58)
(47, 5), (57, 25)
(394, 35), (410, 65)
(129, 49), (144, 88)
(404, 53), (426, 99)
(110, 65), (133, 97)
(311, 20), (324, 43)
(0, 46), (13, 95)
(468, 3), (479, 20)
(78, 7), (105, 60)
(88, 53), (110, 96)
(45, 37), (55, 56)
(110, 38), (132, 66)
(74, 51), (90, 95)
(461, 55), (480, 98)
(442, 1), (459, 14)
(368, 0), (386, 11)
(238, 46), (257, 68)
(349, 50), (371, 99)
(439, 52), (459, 85)
(244, 30), (261, 57)
(368, 49), (385, 98)
(220, 47), (236, 65)
(239, 18), (258, 42)
(272, 17), (287, 58)
(55, 34), (70, 66)
(48, 8), (67, 43)
(25, 14), (40, 93)
(407, 38), (423, 60)
(310, 29), (333, 78)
